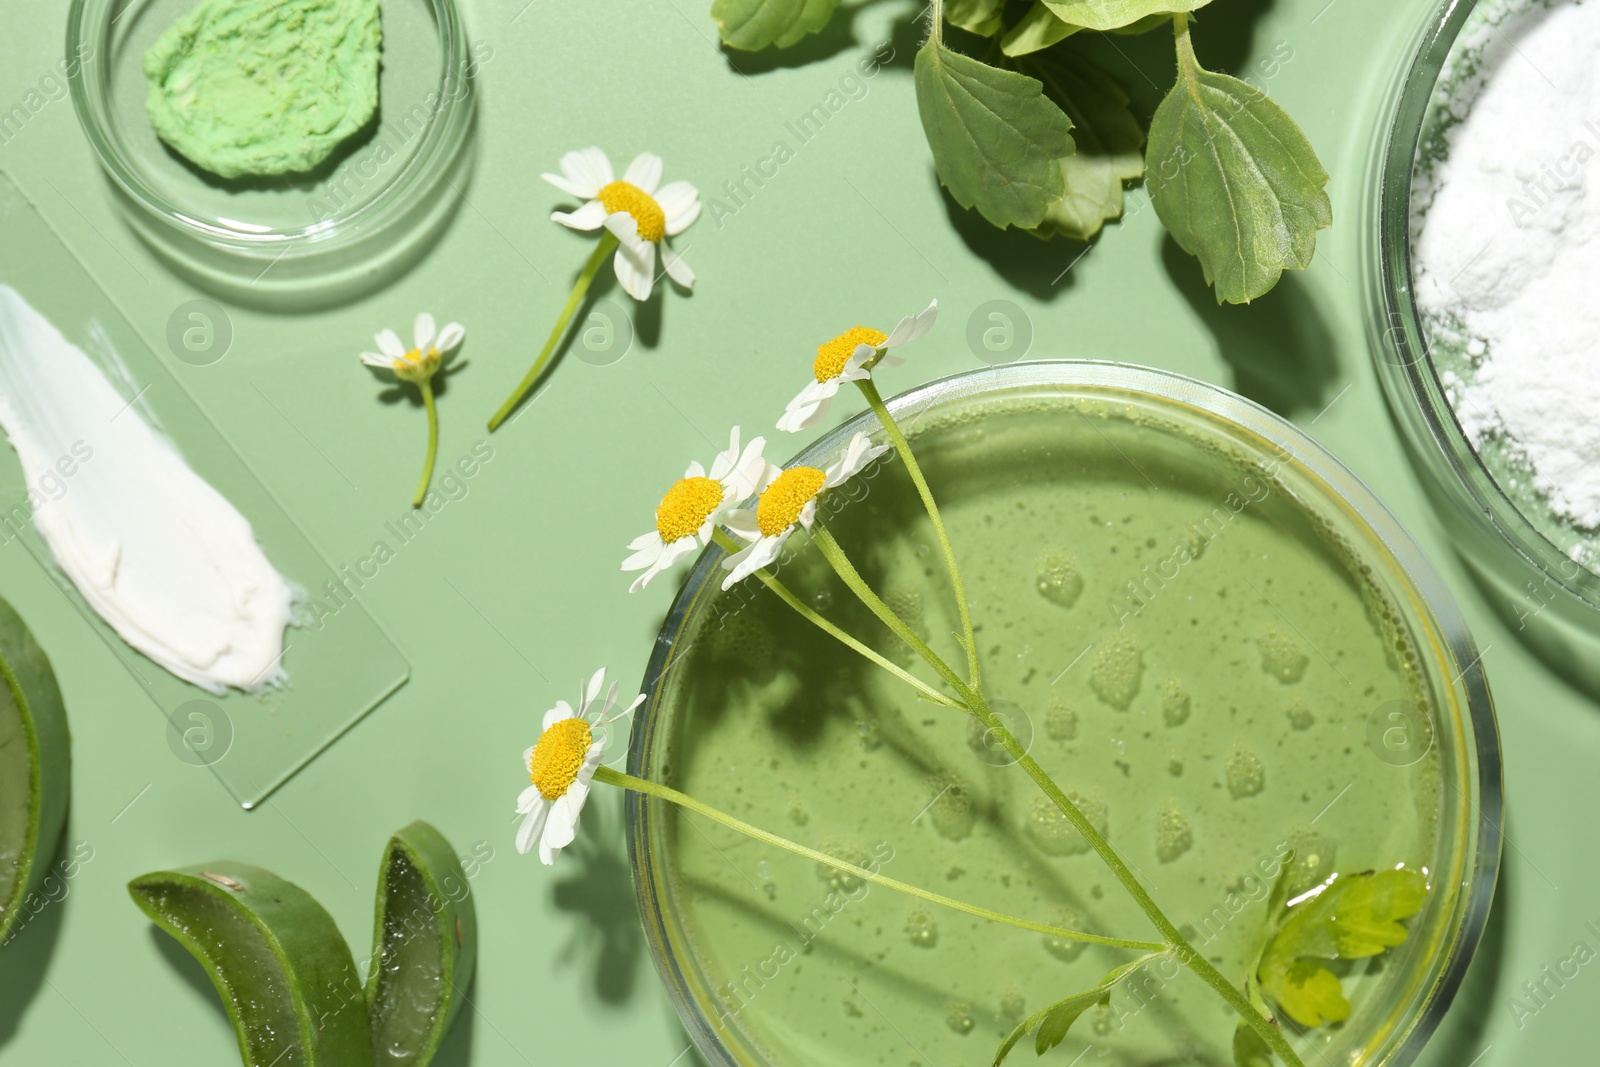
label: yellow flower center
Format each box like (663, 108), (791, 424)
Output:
(393, 347), (439, 384)
(597, 181), (666, 243)
(528, 717), (594, 800)
(656, 476), (725, 544)
(814, 326), (887, 383)
(756, 467), (827, 537)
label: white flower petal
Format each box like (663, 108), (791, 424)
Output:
(552, 199), (609, 231)
(359, 351), (392, 368)
(603, 211), (644, 250)
(559, 147), (613, 196)
(540, 789), (586, 862)
(685, 460), (707, 479)
(882, 299), (939, 349)
(516, 798), (550, 855)
(722, 508), (762, 542)
(825, 432), (891, 487)
(721, 535), (786, 589)
(707, 427), (742, 481)
(797, 497), (818, 530)
(778, 387), (832, 433)
(663, 246), (695, 289)
(658, 182), (702, 236)
(613, 241), (656, 302)
(658, 535), (700, 569)
(435, 322), (466, 352)
(413, 313), (436, 352)
(622, 539), (662, 573)
(375, 328), (405, 358)
(731, 439), (769, 498)
(543, 701), (574, 731)
(623, 153), (664, 195)
(582, 668), (608, 713)
(542, 170), (594, 198)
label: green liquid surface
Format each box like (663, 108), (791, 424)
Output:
(653, 393), (1447, 1066)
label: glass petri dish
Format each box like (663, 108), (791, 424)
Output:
(627, 362), (1501, 1067)
(1364, 0), (1600, 694)
(66, 0), (476, 304)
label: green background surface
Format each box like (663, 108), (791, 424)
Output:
(0, 0), (1584, 1064)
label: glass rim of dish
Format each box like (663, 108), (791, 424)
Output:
(64, 0), (474, 263)
(1366, 0), (1600, 613)
(625, 359), (1503, 1067)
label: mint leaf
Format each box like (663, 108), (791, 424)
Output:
(993, 951), (1164, 1066)
(1042, 0), (1210, 32)
(945, 0), (1008, 36)
(1145, 22), (1331, 303)
(712, 0), (841, 50)
(1265, 959), (1350, 1028)
(1110, 12), (1177, 33)
(1001, 3), (1080, 56)
(1020, 50), (1144, 240)
(915, 42), (1076, 230)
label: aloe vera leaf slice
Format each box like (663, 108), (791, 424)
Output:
(0, 594), (69, 948)
(128, 863), (372, 1066)
(366, 820), (479, 1066)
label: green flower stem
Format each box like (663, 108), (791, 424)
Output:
(812, 527), (970, 697)
(594, 765), (1163, 952)
(855, 378), (980, 688)
(709, 529), (962, 711)
(929, 0), (944, 44)
(487, 231), (619, 432)
(810, 525), (1301, 1066)
(969, 700), (1304, 1067)
(411, 379), (439, 509)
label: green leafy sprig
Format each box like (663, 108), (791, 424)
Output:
(712, 0), (1331, 303)
(990, 853), (1429, 1067)
(1253, 865), (1430, 1030)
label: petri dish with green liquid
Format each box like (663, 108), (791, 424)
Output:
(627, 362), (1500, 1067)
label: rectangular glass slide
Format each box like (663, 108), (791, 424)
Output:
(0, 171), (408, 808)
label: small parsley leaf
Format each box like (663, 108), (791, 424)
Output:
(1255, 868), (1428, 1030)
(993, 951), (1165, 1066)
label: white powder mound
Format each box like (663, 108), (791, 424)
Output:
(1413, 0), (1600, 530)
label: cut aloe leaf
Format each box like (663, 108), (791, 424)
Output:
(0, 594), (70, 948)
(366, 820), (478, 1066)
(129, 863), (372, 1066)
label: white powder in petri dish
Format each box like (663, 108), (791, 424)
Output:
(1413, 0), (1600, 531)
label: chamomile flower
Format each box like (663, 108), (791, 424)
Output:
(359, 312), (465, 384)
(359, 313), (465, 507)
(516, 668), (644, 865)
(777, 300), (938, 433)
(720, 432), (890, 589)
(622, 427), (768, 592)
(543, 148), (701, 301)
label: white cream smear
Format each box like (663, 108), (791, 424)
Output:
(0, 285), (292, 692)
